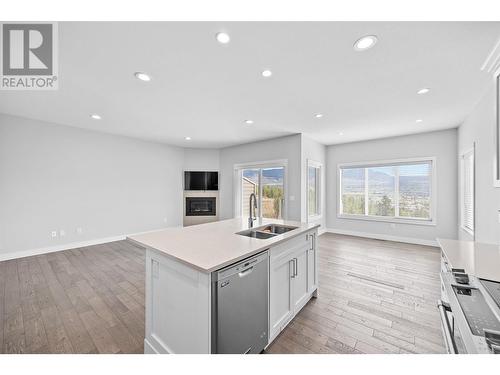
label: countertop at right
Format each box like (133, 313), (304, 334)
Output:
(437, 238), (500, 282)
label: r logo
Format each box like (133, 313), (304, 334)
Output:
(2, 23), (53, 76)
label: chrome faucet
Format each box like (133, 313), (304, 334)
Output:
(248, 193), (258, 228)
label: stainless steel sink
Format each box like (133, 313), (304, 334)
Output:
(258, 224), (298, 235)
(237, 230), (277, 239)
(236, 224), (298, 239)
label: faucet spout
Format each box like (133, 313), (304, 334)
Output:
(248, 193), (257, 228)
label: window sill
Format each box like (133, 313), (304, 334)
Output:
(337, 214), (436, 226)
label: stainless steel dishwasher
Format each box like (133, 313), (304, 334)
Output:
(211, 250), (269, 354)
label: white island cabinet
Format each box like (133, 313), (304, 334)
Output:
(128, 218), (319, 354)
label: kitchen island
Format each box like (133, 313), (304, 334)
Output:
(128, 218), (319, 354)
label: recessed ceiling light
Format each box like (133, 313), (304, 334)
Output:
(244, 120), (254, 125)
(339, 132), (344, 136)
(134, 72), (151, 82)
(416, 119), (423, 123)
(261, 70), (272, 78)
(315, 113), (323, 119)
(215, 32), (230, 44)
(184, 136), (191, 141)
(353, 35), (378, 51)
(417, 88), (430, 95)
(90, 114), (101, 120)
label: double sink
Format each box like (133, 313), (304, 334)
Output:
(236, 224), (298, 240)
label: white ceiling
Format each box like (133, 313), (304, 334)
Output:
(1, 22), (499, 148)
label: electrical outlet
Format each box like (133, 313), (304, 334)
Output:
(59, 229), (66, 237)
(289, 195), (295, 201)
(76, 227), (83, 235)
(51, 231), (58, 239)
(163, 218), (168, 224)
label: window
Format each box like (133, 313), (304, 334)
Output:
(339, 158), (435, 223)
(238, 162), (286, 220)
(307, 160), (322, 218)
(461, 149), (474, 235)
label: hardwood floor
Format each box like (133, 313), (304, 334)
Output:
(0, 241), (145, 354)
(266, 233), (445, 354)
(0, 233), (445, 354)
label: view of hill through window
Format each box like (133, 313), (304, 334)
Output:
(340, 161), (431, 220)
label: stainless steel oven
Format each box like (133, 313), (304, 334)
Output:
(439, 272), (500, 354)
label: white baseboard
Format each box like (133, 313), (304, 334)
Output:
(317, 226), (327, 236)
(0, 227), (172, 262)
(324, 228), (438, 247)
(0, 235), (127, 262)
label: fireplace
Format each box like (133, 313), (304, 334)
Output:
(185, 197), (216, 216)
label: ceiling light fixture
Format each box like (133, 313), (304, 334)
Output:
(261, 70), (272, 78)
(90, 114), (101, 120)
(353, 35), (378, 51)
(184, 136), (191, 141)
(416, 119), (423, 123)
(244, 120), (254, 125)
(134, 72), (151, 82)
(215, 32), (230, 44)
(315, 113), (323, 119)
(417, 88), (430, 95)
(339, 132), (344, 136)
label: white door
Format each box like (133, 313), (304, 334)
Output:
(307, 233), (317, 293)
(269, 254), (294, 340)
(292, 246), (309, 312)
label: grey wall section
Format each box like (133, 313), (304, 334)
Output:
(219, 134), (302, 221)
(325, 129), (458, 244)
(0, 114), (184, 256)
(301, 135), (326, 229)
(183, 148), (220, 172)
(457, 84), (500, 244)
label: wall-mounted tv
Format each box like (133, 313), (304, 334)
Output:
(184, 171), (219, 191)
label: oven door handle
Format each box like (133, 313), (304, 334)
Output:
(438, 300), (458, 354)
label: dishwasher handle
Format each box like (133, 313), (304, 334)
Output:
(238, 266), (254, 278)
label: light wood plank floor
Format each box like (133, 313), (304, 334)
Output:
(0, 233), (445, 354)
(266, 233), (445, 354)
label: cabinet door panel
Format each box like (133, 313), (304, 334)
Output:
(292, 247), (309, 312)
(269, 256), (293, 340)
(307, 234), (317, 293)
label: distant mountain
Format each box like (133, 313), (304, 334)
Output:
(243, 168), (284, 185)
(342, 169), (429, 196)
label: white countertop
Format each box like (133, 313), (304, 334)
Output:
(128, 218), (319, 273)
(438, 238), (500, 281)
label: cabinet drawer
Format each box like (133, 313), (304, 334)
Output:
(270, 229), (316, 261)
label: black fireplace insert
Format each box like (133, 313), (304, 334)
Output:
(186, 197), (216, 216)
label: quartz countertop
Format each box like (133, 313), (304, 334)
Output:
(437, 238), (500, 281)
(128, 218), (320, 273)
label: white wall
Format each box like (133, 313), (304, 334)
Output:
(325, 129), (458, 245)
(301, 135), (326, 229)
(458, 84), (500, 244)
(0, 114), (184, 259)
(219, 134), (302, 221)
(183, 148), (220, 172)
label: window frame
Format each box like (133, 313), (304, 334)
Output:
(306, 159), (323, 221)
(233, 159), (288, 220)
(337, 157), (437, 226)
(460, 147), (475, 237)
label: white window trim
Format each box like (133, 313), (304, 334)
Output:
(337, 156), (437, 226)
(306, 159), (323, 222)
(494, 67), (500, 187)
(460, 147), (475, 237)
(233, 159), (288, 220)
